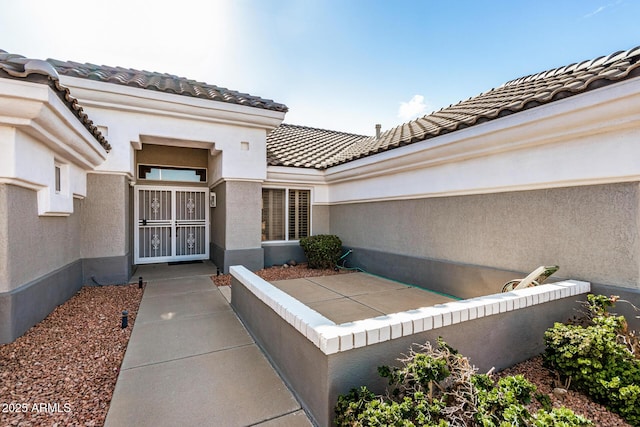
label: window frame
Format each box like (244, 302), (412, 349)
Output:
(261, 186), (312, 243)
(54, 164), (61, 193)
(137, 163), (207, 183)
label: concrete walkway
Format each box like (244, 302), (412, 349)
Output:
(105, 263), (313, 427)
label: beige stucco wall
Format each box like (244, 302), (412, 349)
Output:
(81, 174), (130, 258)
(312, 205), (330, 235)
(0, 185), (9, 291)
(211, 181), (227, 250)
(0, 184), (82, 293)
(330, 182), (640, 289)
(225, 180), (262, 250)
(211, 180), (262, 250)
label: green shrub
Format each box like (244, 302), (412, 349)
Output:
(299, 234), (342, 269)
(335, 339), (591, 427)
(544, 294), (640, 426)
(473, 374), (536, 426)
(533, 407), (594, 427)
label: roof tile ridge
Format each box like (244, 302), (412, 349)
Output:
(48, 57), (288, 112)
(501, 45), (640, 88)
(278, 122), (370, 138)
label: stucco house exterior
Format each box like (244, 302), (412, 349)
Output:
(1, 45), (639, 344)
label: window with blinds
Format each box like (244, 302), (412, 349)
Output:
(262, 188), (310, 241)
(289, 189), (310, 239)
(262, 189), (285, 241)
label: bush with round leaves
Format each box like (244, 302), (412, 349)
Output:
(299, 234), (342, 269)
(544, 294), (640, 426)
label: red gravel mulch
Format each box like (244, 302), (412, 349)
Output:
(0, 284), (142, 427)
(211, 262), (351, 287)
(496, 355), (632, 426)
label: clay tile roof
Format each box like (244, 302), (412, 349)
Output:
(0, 50), (111, 151)
(271, 45), (640, 169)
(46, 59), (288, 113)
(266, 124), (368, 169)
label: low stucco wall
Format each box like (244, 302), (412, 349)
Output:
(231, 272), (330, 425)
(0, 260), (83, 344)
(231, 266), (590, 427)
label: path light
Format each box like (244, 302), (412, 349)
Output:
(121, 310), (128, 328)
(138, 276), (143, 289)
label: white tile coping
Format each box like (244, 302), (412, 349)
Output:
(230, 265), (591, 356)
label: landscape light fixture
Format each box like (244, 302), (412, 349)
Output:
(121, 310), (128, 328)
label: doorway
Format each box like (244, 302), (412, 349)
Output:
(134, 186), (210, 264)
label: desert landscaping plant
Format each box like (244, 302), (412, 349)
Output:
(544, 294), (640, 426)
(299, 234), (342, 269)
(335, 339), (591, 426)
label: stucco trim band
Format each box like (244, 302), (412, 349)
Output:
(230, 265), (590, 355)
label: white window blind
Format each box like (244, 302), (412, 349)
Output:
(289, 190), (310, 239)
(262, 189), (285, 241)
(262, 188), (310, 241)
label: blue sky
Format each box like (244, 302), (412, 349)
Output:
(1, 0), (639, 135)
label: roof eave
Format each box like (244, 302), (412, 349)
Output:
(0, 78), (109, 169)
(323, 76), (640, 184)
(59, 75), (286, 130)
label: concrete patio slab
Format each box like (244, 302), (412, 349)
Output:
(352, 286), (456, 314)
(141, 275), (216, 298)
(270, 273), (460, 325)
(121, 310), (253, 369)
(254, 409), (314, 426)
(219, 284), (232, 303)
(106, 266), (312, 426)
(131, 260), (218, 282)
(135, 287), (230, 324)
(308, 272), (409, 296)
(106, 346), (301, 427)
(271, 278), (343, 303)
(307, 297), (384, 324)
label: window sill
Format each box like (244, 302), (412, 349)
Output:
(261, 240), (301, 246)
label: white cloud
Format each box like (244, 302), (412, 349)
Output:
(582, 1), (624, 18)
(397, 95), (428, 121)
(583, 5), (606, 18)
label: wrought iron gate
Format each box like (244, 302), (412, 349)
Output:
(134, 186), (209, 264)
